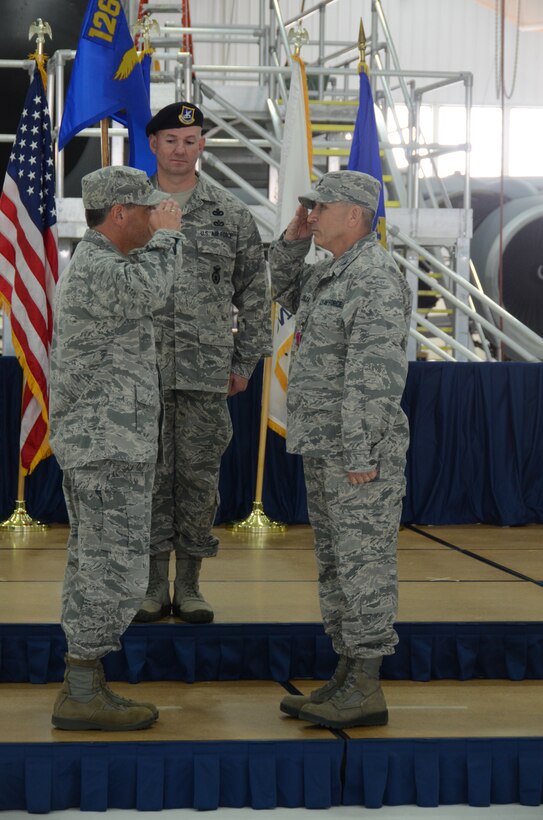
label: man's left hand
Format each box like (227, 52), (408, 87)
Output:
(348, 469), (378, 485)
(228, 373), (249, 397)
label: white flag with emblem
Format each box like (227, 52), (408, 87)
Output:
(268, 55), (314, 437)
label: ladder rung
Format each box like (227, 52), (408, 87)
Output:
(417, 308), (453, 315)
(417, 327), (453, 333)
(310, 124), (354, 132)
(312, 148), (350, 156)
(308, 100), (358, 106)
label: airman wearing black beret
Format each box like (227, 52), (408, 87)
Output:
(146, 101), (204, 136)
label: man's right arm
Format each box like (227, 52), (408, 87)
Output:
(88, 230), (181, 320)
(268, 205), (314, 314)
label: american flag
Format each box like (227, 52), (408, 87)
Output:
(0, 67), (58, 474)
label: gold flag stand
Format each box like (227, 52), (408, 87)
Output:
(1, 382), (47, 531)
(0, 500), (47, 531)
(228, 356), (286, 533)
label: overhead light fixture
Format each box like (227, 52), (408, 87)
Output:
(474, 0), (543, 32)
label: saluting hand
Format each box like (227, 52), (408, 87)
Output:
(284, 205), (312, 242)
(150, 198), (183, 233)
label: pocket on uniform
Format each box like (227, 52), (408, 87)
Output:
(134, 384), (159, 434)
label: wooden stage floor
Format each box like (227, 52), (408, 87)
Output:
(0, 522), (542, 747)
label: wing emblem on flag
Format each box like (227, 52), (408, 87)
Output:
(114, 45), (139, 80)
(59, 0), (156, 174)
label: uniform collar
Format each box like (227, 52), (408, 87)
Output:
(329, 230), (376, 277)
(150, 171), (216, 212)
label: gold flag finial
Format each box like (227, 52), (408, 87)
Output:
(133, 11), (160, 59)
(287, 20), (309, 57)
(28, 18), (52, 88)
(358, 17), (368, 75)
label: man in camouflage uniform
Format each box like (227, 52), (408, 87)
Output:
(268, 171), (412, 730)
(135, 101), (271, 625)
(49, 166), (182, 731)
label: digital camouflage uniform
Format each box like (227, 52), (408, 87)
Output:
(268, 221), (412, 660)
(150, 173), (271, 560)
(50, 225), (180, 659)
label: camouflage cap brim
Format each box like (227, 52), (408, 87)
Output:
(135, 189), (169, 207)
(298, 171), (381, 213)
(298, 189), (341, 209)
(82, 166), (170, 209)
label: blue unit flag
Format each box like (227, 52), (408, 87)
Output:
(347, 70), (386, 244)
(58, 0), (155, 175)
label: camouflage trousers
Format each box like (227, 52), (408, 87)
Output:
(303, 456), (405, 659)
(151, 389), (232, 558)
(61, 460), (155, 659)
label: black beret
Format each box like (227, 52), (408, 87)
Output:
(146, 102), (204, 136)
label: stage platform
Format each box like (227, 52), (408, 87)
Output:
(0, 523), (542, 811)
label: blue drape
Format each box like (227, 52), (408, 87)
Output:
(343, 738), (543, 808)
(2, 358), (543, 525)
(0, 737), (541, 812)
(2, 622), (542, 684)
(0, 739), (344, 812)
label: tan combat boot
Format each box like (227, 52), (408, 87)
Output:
(172, 554), (213, 623)
(95, 661), (158, 719)
(52, 655), (158, 731)
(133, 552), (171, 623)
(298, 657), (388, 729)
(280, 655), (350, 718)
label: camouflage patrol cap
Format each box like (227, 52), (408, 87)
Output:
(146, 101), (204, 136)
(81, 166), (167, 209)
(299, 171), (380, 212)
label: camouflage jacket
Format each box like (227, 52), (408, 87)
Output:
(49, 228), (180, 469)
(150, 174), (271, 392)
(268, 231), (412, 475)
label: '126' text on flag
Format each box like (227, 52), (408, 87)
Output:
(58, 0), (155, 175)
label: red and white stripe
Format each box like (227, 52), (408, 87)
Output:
(0, 174), (58, 474)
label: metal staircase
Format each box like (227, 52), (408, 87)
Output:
(12, 0), (540, 362)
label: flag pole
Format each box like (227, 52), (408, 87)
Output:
(229, 304), (285, 533)
(1, 20), (51, 531)
(357, 17), (367, 75)
(229, 18), (311, 534)
(100, 120), (110, 167)
(0, 377), (47, 530)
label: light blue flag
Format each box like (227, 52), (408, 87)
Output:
(58, 0), (156, 175)
(347, 70), (386, 244)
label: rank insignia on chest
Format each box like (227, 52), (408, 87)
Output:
(212, 208), (224, 216)
(214, 220), (225, 226)
(212, 266), (221, 284)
